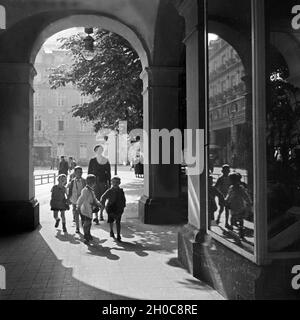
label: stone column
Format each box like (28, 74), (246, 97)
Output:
(0, 63), (39, 234)
(177, 0), (208, 274)
(139, 66), (188, 224)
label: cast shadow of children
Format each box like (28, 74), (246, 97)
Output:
(85, 242), (120, 261)
(112, 240), (149, 257)
(55, 230), (81, 245)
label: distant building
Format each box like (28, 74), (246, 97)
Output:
(208, 37), (247, 168)
(33, 49), (98, 167)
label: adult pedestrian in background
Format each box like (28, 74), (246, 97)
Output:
(133, 136), (143, 178)
(58, 156), (69, 176)
(88, 145), (111, 224)
(68, 157), (77, 173)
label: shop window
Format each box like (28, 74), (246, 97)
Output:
(266, 0), (300, 254)
(208, 22), (254, 255)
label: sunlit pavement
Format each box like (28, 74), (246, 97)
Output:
(0, 167), (223, 300)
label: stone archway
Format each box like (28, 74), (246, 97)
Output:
(30, 14), (149, 70)
(0, 11), (151, 233)
(0, 2), (187, 232)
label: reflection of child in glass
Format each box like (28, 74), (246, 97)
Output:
(208, 176), (225, 222)
(77, 175), (101, 243)
(100, 176), (126, 242)
(225, 173), (252, 239)
(215, 164), (231, 228)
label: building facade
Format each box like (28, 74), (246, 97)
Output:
(33, 49), (97, 167)
(208, 38), (247, 169)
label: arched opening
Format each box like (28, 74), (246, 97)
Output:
(30, 15), (149, 69)
(32, 18), (148, 222)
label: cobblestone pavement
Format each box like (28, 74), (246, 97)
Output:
(0, 168), (224, 300)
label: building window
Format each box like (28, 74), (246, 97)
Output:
(231, 75), (236, 87)
(222, 54), (226, 64)
(34, 92), (41, 107)
(58, 120), (64, 131)
(57, 92), (66, 107)
(79, 143), (88, 159)
(80, 95), (90, 105)
(221, 80), (226, 92)
(0, 5), (6, 30)
(79, 121), (87, 132)
(34, 117), (42, 131)
(57, 143), (64, 157)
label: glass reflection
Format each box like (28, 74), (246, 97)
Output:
(208, 35), (254, 253)
(265, 0), (300, 253)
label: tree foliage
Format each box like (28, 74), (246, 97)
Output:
(48, 29), (143, 132)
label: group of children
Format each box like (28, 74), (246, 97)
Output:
(50, 166), (126, 243)
(209, 164), (252, 239)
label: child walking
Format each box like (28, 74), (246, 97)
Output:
(215, 164), (232, 229)
(67, 166), (86, 233)
(50, 174), (69, 233)
(208, 176), (225, 223)
(225, 173), (252, 239)
(100, 176), (126, 242)
(77, 174), (101, 243)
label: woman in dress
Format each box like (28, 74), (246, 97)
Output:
(88, 145), (111, 224)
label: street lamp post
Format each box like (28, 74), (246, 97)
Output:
(115, 128), (119, 176)
(229, 103), (238, 167)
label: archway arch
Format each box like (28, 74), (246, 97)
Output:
(30, 14), (149, 69)
(208, 20), (251, 77)
(30, 15), (149, 219)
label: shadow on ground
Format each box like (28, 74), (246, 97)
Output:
(0, 229), (134, 300)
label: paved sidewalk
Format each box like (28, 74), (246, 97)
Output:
(0, 169), (223, 300)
